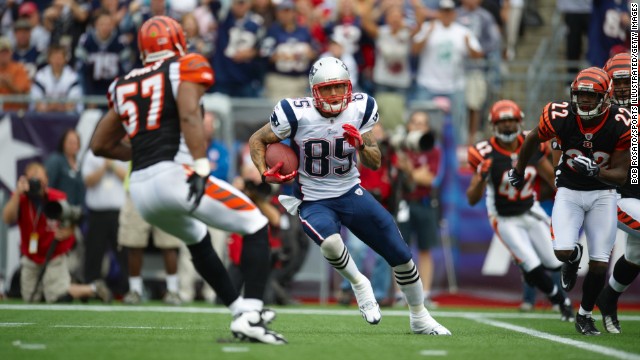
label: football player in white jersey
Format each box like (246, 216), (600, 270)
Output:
(89, 16), (285, 344)
(596, 53), (639, 334)
(248, 57), (451, 335)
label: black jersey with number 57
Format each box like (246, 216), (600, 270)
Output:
(537, 102), (631, 191)
(468, 134), (547, 216)
(107, 53), (215, 171)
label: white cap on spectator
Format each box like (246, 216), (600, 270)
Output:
(439, 0), (456, 9)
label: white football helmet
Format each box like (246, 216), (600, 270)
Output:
(309, 57), (352, 114)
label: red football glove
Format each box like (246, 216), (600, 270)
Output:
(262, 162), (297, 184)
(342, 124), (363, 150)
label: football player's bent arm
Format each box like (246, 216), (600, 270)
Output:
(358, 131), (382, 170)
(536, 156), (557, 191)
(90, 109), (132, 161)
(466, 173), (487, 206)
(249, 123), (282, 175)
(515, 127), (542, 174)
(178, 81), (208, 162)
(596, 149), (630, 186)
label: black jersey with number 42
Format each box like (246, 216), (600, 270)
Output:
(537, 102), (631, 191)
(468, 134), (547, 216)
(107, 53), (215, 171)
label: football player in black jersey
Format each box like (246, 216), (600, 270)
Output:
(90, 16), (286, 344)
(467, 100), (574, 321)
(596, 53), (639, 334)
(510, 67), (632, 335)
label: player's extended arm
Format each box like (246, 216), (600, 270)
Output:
(178, 81), (208, 168)
(515, 127), (542, 174)
(466, 159), (491, 206)
(90, 109), (132, 161)
(249, 123), (282, 175)
(357, 131), (382, 170)
(597, 149), (630, 186)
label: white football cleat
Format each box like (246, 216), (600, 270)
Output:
(352, 278), (381, 325)
(410, 311), (451, 336)
(230, 311), (287, 345)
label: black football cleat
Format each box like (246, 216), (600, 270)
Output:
(596, 285), (621, 334)
(575, 314), (601, 336)
(561, 244), (583, 291)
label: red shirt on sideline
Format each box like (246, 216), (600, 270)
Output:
(17, 188), (75, 264)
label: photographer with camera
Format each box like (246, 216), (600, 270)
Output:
(2, 162), (111, 303)
(393, 110), (442, 308)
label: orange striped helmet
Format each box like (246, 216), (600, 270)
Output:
(570, 67), (611, 120)
(488, 99), (523, 142)
(138, 16), (186, 64)
(603, 52), (630, 107)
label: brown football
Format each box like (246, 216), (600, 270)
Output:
(265, 143), (298, 174)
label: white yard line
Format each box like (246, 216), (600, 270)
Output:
(52, 325), (190, 330)
(1, 304), (639, 321)
(473, 317), (640, 360)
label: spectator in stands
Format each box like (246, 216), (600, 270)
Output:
(31, 44), (84, 113)
(503, 0), (524, 61)
(361, 0), (424, 130)
(14, 1), (51, 53)
(2, 162), (111, 303)
(182, 12), (212, 57)
(260, 0), (318, 101)
(252, 0), (276, 29)
(81, 150), (129, 297)
(45, 128), (85, 207)
(211, 0), (265, 97)
(395, 110), (442, 308)
(324, 0), (362, 57)
(45, 0), (91, 59)
(0, 36), (31, 112)
(90, 0), (127, 26)
(411, 0), (483, 146)
(118, 166), (183, 305)
(11, 19), (42, 80)
(587, 0), (629, 68)
(556, 0), (591, 78)
(457, 0), (502, 145)
(75, 10), (131, 100)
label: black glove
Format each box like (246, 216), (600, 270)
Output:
(508, 168), (525, 190)
(573, 155), (600, 177)
(187, 173), (208, 212)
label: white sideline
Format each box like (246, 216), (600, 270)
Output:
(474, 318), (640, 360)
(0, 304), (640, 321)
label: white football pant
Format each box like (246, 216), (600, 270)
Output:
(552, 187), (618, 262)
(129, 161), (268, 245)
(492, 202), (562, 272)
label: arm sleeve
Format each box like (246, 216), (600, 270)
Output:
(537, 103), (556, 142)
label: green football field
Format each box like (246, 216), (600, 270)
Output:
(1, 302), (639, 360)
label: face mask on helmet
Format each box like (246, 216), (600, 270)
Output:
(570, 67), (611, 120)
(604, 53), (631, 107)
(489, 100), (523, 143)
(611, 77), (631, 106)
(309, 57), (353, 115)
